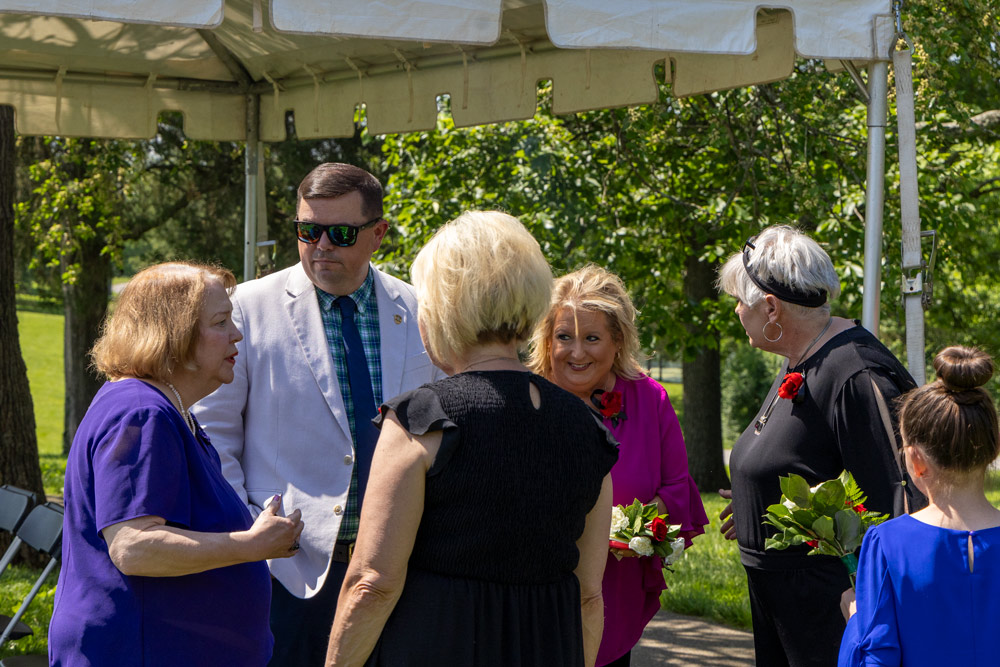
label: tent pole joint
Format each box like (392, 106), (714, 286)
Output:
(900, 230), (937, 310)
(840, 60), (870, 104)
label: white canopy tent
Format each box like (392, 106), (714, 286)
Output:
(0, 0), (927, 380)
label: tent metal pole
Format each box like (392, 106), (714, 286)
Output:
(861, 61), (888, 335)
(243, 94), (260, 283)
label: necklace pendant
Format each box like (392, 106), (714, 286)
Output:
(754, 415), (767, 435)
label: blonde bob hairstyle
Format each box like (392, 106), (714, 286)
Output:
(410, 210), (553, 367)
(528, 264), (644, 381)
(716, 225), (841, 315)
(91, 262), (237, 382)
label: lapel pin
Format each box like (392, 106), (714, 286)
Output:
(393, 314), (402, 324)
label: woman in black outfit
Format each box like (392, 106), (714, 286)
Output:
(325, 210), (618, 667)
(715, 225), (924, 667)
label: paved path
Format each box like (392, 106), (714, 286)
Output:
(631, 610), (755, 666)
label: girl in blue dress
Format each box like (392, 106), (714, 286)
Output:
(839, 345), (1000, 666)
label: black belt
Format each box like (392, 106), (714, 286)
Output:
(332, 541), (355, 563)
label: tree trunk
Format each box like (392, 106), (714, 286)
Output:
(0, 105), (46, 564)
(61, 240), (109, 453)
(681, 252), (730, 492)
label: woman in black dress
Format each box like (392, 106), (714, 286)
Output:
(715, 225), (924, 667)
(325, 210), (618, 667)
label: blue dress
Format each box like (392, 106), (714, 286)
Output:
(839, 514), (1000, 666)
(49, 380), (273, 666)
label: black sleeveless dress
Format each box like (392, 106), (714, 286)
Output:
(366, 370), (618, 666)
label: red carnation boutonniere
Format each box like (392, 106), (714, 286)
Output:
(591, 389), (626, 427)
(777, 372), (805, 403)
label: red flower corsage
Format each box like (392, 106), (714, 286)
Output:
(591, 389), (626, 427)
(777, 372), (805, 402)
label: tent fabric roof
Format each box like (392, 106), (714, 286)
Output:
(0, 0), (893, 141)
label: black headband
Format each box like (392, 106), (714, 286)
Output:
(742, 239), (828, 308)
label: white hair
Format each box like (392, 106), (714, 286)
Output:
(716, 225), (841, 314)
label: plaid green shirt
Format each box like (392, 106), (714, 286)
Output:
(316, 268), (383, 543)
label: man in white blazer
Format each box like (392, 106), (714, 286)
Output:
(193, 163), (443, 666)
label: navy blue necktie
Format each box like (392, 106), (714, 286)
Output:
(336, 296), (379, 507)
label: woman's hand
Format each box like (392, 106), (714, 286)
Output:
(246, 500), (304, 560)
(718, 489), (736, 540)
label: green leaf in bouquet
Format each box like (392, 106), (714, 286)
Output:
(811, 480), (847, 514)
(791, 508), (818, 527)
(785, 532), (807, 546)
(779, 474), (812, 507)
(642, 504), (659, 521)
(811, 515), (836, 541)
(765, 537), (789, 550)
(784, 523), (810, 536)
(840, 471), (868, 507)
(666, 523), (682, 540)
(835, 509), (863, 552)
(766, 503), (791, 517)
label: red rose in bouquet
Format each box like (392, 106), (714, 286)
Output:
(777, 372), (804, 400)
(650, 516), (670, 541)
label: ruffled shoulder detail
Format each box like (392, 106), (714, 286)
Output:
(375, 385), (461, 477)
(375, 385), (457, 436)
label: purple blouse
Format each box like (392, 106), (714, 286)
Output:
(596, 374), (709, 666)
(49, 379), (273, 666)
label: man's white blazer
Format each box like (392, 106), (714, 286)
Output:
(193, 262), (441, 598)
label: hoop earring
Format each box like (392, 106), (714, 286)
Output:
(762, 321), (783, 343)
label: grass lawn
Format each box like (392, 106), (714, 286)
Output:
(16, 309), (64, 459)
(0, 566), (58, 659)
(661, 493), (750, 629)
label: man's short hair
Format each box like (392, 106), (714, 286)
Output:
(296, 163), (384, 219)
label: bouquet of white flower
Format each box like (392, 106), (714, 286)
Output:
(609, 499), (684, 563)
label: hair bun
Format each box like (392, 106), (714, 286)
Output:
(933, 346), (994, 391)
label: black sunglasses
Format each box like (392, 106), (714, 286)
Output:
(294, 217), (382, 247)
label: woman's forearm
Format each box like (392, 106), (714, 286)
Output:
(580, 591), (605, 667)
(325, 569), (406, 666)
(106, 522), (261, 576)
(103, 508), (301, 577)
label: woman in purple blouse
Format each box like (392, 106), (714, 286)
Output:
(530, 264), (709, 667)
(48, 262), (304, 667)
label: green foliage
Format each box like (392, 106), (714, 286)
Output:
(720, 344), (782, 445)
(764, 471), (889, 558)
(0, 565), (57, 660)
(14, 136), (127, 294)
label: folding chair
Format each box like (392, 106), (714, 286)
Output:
(0, 502), (63, 649)
(0, 486), (39, 641)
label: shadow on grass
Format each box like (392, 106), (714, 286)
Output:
(15, 294), (62, 315)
